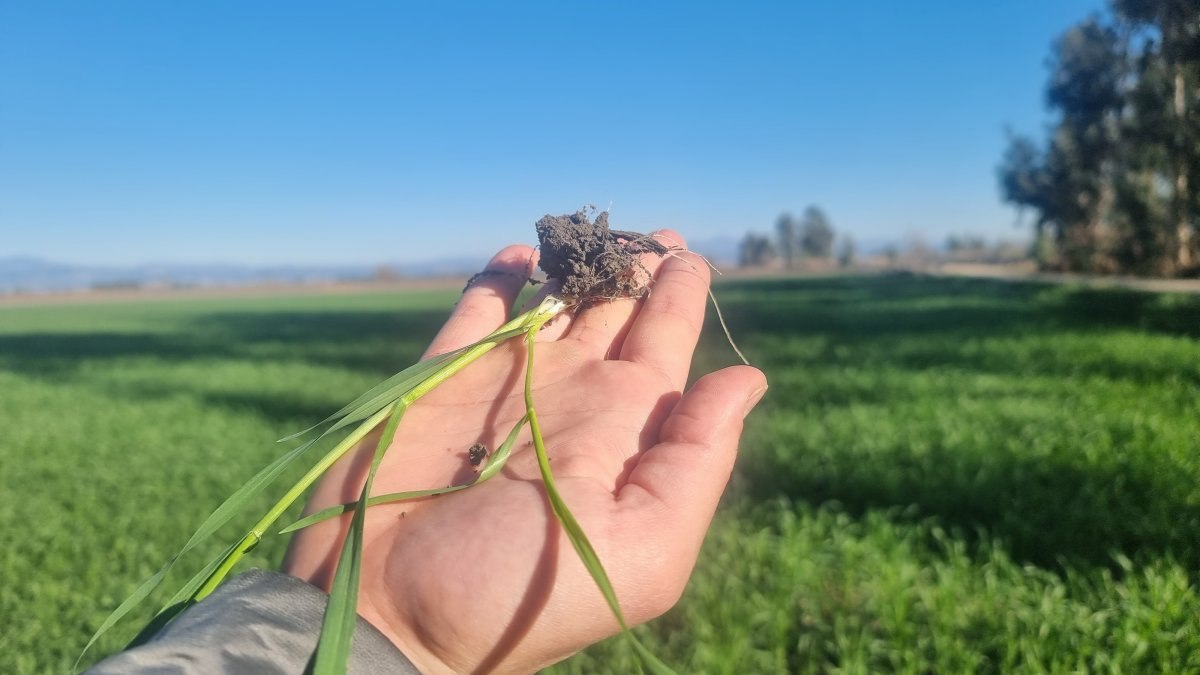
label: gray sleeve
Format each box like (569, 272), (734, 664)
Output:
(86, 569), (420, 675)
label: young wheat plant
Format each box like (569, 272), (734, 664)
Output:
(80, 211), (747, 674)
(80, 299), (677, 675)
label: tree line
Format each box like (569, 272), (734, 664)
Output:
(1000, 0), (1200, 277)
(740, 206), (856, 268)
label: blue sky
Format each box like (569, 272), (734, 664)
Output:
(1, 1), (1105, 265)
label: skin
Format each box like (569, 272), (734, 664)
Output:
(283, 230), (767, 674)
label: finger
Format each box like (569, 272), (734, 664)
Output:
(562, 230), (682, 359)
(618, 242), (711, 390)
(622, 366), (766, 508)
(614, 366), (767, 608)
(423, 245), (536, 359)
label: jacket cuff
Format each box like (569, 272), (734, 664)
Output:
(86, 569), (419, 674)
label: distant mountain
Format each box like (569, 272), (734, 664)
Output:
(0, 236), (763, 294)
(0, 255), (487, 294)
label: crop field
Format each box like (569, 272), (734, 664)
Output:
(2, 276), (1199, 673)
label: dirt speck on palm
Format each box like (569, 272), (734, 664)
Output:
(535, 209), (669, 304)
(467, 443), (488, 467)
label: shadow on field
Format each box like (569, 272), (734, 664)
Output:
(718, 274), (1200, 341)
(188, 310), (443, 373)
(3, 277), (1197, 574)
(719, 275), (1200, 572)
(0, 308), (449, 428)
(1051, 286), (1200, 338)
(0, 332), (206, 376)
(734, 439), (1200, 572)
(0, 309), (445, 379)
(888, 341), (1200, 387)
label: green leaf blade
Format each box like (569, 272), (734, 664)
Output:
(123, 539), (241, 651)
(280, 412), (529, 534)
(76, 433), (323, 668)
(521, 322), (677, 675)
(311, 404), (404, 674)
(278, 486), (466, 534)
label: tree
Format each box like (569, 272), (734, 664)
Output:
(1000, 17), (1125, 273)
(775, 213), (798, 268)
(836, 235), (856, 268)
(999, 131), (1060, 268)
(799, 206), (835, 258)
(1000, 4), (1200, 277)
(883, 244), (899, 267)
(371, 265), (400, 282)
(903, 231), (935, 268)
(945, 234), (986, 254)
(738, 232), (777, 268)
(1112, 0), (1200, 273)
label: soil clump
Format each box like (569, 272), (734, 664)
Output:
(535, 209), (669, 304)
(467, 442), (488, 467)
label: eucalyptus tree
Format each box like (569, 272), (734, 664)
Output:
(1112, 0), (1200, 273)
(775, 212), (798, 268)
(799, 206), (835, 259)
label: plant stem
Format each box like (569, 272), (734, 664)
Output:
(309, 297), (564, 673)
(405, 295), (565, 403)
(193, 404), (393, 600)
(522, 310), (676, 675)
(278, 413), (528, 535)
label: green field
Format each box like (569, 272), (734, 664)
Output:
(2, 277), (1198, 673)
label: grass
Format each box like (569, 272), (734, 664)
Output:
(1, 277), (1198, 673)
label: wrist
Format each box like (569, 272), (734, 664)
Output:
(356, 578), (459, 675)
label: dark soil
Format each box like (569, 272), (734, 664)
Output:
(535, 209), (670, 303)
(461, 269), (514, 294)
(467, 442), (488, 467)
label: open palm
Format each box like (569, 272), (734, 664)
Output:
(283, 232), (765, 674)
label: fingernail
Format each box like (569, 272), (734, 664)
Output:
(744, 385), (767, 418)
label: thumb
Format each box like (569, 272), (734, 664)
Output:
(616, 365), (767, 597)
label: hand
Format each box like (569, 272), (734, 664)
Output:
(282, 231), (767, 674)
